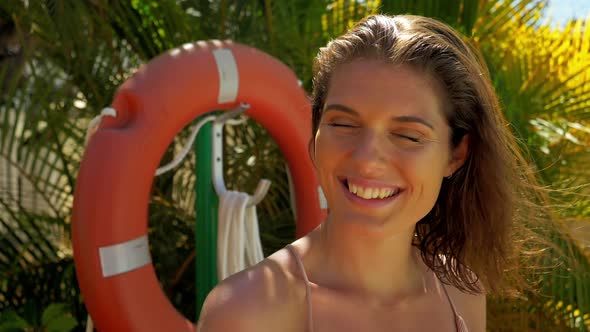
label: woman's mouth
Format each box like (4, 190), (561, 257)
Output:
(347, 181), (400, 199)
(338, 177), (404, 205)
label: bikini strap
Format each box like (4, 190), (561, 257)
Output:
(435, 273), (469, 332)
(286, 244), (314, 332)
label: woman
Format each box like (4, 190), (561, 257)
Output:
(197, 14), (537, 332)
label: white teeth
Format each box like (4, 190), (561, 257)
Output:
(357, 186), (365, 197)
(372, 189), (380, 199)
(347, 181), (399, 200)
(379, 189), (392, 199)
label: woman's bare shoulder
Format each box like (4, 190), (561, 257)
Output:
(445, 282), (486, 332)
(196, 247), (307, 332)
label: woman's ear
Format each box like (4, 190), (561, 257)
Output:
(446, 134), (469, 177)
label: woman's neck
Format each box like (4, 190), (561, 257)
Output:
(308, 217), (428, 306)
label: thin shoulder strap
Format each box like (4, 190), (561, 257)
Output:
(436, 273), (469, 332)
(285, 244), (314, 332)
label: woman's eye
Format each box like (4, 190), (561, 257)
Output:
(329, 123), (357, 128)
(393, 133), (423, 143)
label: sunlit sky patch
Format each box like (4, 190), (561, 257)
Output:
(545, 0), (590, 26)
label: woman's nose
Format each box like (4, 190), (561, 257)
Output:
(350, 131), (389, 176)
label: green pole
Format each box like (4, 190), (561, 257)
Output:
(195, 114), (219, 318)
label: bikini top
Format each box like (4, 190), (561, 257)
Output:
(285, 244), (469, 332)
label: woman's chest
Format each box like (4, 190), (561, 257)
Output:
(307, 289), (458, 332)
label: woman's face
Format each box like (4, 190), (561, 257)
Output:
(312, 59), (466, 235)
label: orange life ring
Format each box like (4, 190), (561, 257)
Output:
(72, 41), (326, 331)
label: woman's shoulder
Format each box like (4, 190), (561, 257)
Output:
(434, 254), (486, 331)
(196, 246), (308, 332)
(444, 281), (487, 332)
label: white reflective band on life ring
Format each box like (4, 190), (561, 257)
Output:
(212, 49), (239, 104)
(99, 235), (151, 278)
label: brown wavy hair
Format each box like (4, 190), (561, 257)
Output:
(310, 14), (554, 295)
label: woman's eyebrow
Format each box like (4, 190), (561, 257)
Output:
(393, 115), (434, 130)
(324, 103), (434, 129)
(323, 103), (359, 116)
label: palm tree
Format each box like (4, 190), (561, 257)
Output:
(471, 1), (590, 330)
(0, 0), (588, 331)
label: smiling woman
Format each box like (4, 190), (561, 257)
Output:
(314, 61), (464, 234)
(197, 14), (549, 332)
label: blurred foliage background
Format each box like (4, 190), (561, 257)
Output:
(0, 0), (589, 331)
